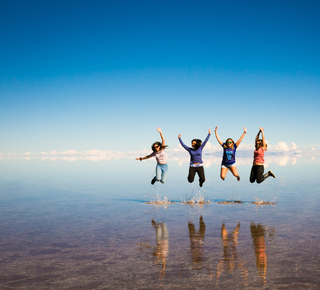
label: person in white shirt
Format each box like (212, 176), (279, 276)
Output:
(136, 128), (168, 185)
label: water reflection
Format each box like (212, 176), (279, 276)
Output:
(250, 222), (276, 286)
(217, 221), (248, 286)
(1, 157), (319, 288)
(188, 215), (206, 269)
(151, 220), (169, 277)
(138, 217), (277, 287)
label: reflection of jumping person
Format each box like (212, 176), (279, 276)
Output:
(136, 128), (168, 185)
(220, 221), (240, 270)
(152, 220), (169, 272)
(214, 126), (247, 181)
(188, 216), (206, 267)
(216, 221), (248, 286)
(250, 222), (267, 285)
(178, 129), (211, 187)
(250, 128), (276, 183)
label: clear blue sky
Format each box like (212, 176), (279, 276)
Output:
(1, 0), (319, 154)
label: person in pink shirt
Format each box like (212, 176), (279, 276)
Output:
(250, 127), (276, 183)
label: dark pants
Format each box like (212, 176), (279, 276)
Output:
(188, 166), (205, 184)
(250, 165), (269, 184)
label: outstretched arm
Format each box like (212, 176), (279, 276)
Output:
(157, 127), (165, 147)
(136, 153), (154, 161)
(235, 127), (247, 147)
(214, 126), (223, 146)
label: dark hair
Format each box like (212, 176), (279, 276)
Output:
(191, 139), (202, 150)
(151, 142), (168, 152)
(223, 138), (234, 149)
(255, 139), (267, 151)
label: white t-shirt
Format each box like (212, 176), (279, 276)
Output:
(151, 149), (168, 164)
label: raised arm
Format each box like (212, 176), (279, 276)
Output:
(255, 129), (261, 143)
(259, 127), (267, 150)
(178, 134), (190, 151)
(201, 129), (211, 148)
(157, 127), (165, 147)
(235, 127), (247, 147)
(214, 126), (223, 146)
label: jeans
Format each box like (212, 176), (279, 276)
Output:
(155, 163), (168, 183)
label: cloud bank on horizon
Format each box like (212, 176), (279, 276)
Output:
(1, 141), (318, 166)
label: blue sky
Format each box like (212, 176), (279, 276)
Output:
(1, 0), (320, 154)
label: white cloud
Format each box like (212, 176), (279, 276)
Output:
(1, 142), (319, 166)
(269, 142), (290, 152)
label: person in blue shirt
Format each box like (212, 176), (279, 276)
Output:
(214, 126), (247, 181)
(178, 129), (211, 187)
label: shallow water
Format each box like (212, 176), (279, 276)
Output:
(0, 157), (320, 289)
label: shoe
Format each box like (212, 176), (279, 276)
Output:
(199, 179), (204, 187)
(151, 177), (156, 185)
(269, 171), (276, 178)
(236, 176), (240, 181)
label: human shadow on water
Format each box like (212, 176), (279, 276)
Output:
(188, 215), (206, 270)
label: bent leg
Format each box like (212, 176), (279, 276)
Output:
(229, 166), (240, 181)
(249, 166), (256, 183)
(197, 167), (205, 187)
(155, 164), (162, 181)
(160, 164), (168, 183)
(256, 165), (268, 184)
(188, 167), (196, 183)
(220, 167), (228, 180)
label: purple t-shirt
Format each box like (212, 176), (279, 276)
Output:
(179, 134), (211, 165)
(222, 143), (237, 165)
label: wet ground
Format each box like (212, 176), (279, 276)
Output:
(0, 158), (319, 289)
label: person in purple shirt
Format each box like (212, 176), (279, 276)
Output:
(214, 126), (247, 181)
(178, 129), (211, 187)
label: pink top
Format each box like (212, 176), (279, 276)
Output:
(253, 147), (265, 164)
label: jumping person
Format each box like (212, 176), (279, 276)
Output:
(250, 127), (276, 183)
(178, 129), (211, 187)
(214, 126), (247, 181)
(136, 128), (168, 185)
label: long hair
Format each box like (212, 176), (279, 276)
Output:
(255, 139), (267, 151)
(223, 138), (235, 149)
(151, 142), (168, 152)
(191, 139), (202, 150)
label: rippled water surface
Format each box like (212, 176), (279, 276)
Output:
(0, 157), (319, 289)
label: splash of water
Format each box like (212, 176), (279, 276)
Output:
(182, 188), (210, 205)
(252, 196), (276, 205)
(145, 188), (175, 207)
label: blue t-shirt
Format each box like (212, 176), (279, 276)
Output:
(222, 143), (237, 165)
(179, 134), (211, 165)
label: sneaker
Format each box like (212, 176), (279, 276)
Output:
(269, 171), (276, 178)
(151, 177), (156, 185)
